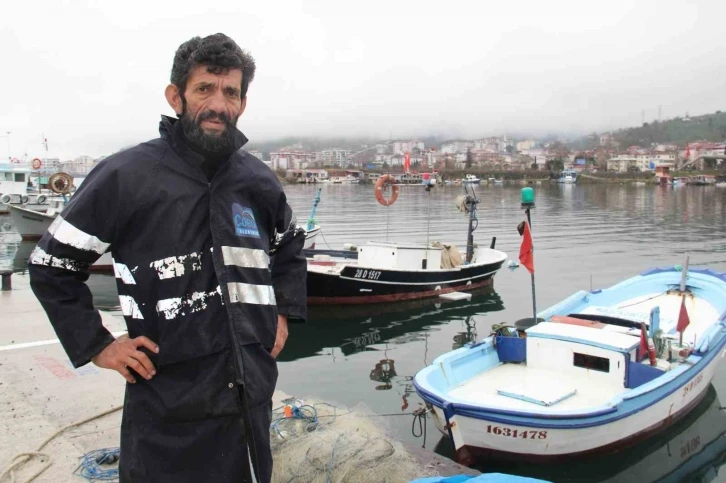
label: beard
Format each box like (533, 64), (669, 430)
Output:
(180, 98), (240, 155)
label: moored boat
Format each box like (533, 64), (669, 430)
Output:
(307, 184), (507, 305)
(462, 175), (481, 185)
(413, 265), (726, 464)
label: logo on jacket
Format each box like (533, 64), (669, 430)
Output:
(232, 203), (260, 238)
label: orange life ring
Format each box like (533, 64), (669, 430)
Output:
(375, 174), (399, 206)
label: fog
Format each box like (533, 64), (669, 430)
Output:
(1, 0), (724, 158)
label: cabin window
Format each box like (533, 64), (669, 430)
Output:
(3, 173), (12, 181)
(573, 353), (610, 373)
(15, 174), (25, 182)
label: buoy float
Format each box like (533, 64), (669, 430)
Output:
(374, 174), (399, 206)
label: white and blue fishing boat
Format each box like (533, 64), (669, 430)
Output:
(413, 265), (726, 463)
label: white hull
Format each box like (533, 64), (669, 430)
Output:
(303, 225), (320, 249)
(7, 204), (55, 240)
(433, 348), (723, 458)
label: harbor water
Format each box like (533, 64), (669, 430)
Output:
(2, 182), (726, 482)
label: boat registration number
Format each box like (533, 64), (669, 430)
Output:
(353, 269), (382, 280)
(486, 425), (547, 439)
(682, 373), (704, 398)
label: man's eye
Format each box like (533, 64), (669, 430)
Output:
(198, 86), (208, 92)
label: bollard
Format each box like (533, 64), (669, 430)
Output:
(1, 270), (12, 291)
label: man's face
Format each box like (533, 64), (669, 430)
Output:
(179, 65), (246, 153)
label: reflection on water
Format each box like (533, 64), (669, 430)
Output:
(3, 183), (726, 482)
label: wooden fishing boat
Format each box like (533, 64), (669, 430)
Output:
(414, 265), (726, 463)
(307, 184), (507, 305)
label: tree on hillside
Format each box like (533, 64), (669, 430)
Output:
(465, 148), (473, 169)
(546, 159), (564, 172)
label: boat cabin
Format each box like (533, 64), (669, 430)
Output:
(0, 163), (31, 202)
(358, 242), (444, 271)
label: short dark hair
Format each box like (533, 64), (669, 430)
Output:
(171, 33), (256, 98)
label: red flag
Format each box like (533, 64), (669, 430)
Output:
(639, 323), (648, 359)
(685, 144), (690, 160)
(518, 221), (534, 273)
(677, 296), (690, 333)
(404, 152), (411, 173)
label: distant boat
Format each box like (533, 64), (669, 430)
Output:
(414, 265), (726, 463)
(462, 174), (481, 185)
(558, 170), (577, 184)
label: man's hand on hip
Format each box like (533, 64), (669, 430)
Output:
(92, 334), (159, 383)
(271, 314), (288, 358)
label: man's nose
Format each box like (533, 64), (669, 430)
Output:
(207, 89), (227, 114)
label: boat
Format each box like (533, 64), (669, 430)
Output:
(558, 170), (577, 184)
(462, 175), (481, 185)
(493, 179), (504, 185)
(0, 163), (32, 214)
(306, 184), (507, 305)
(689, 175), (717, 186)
(432, 384), (726, 482)
(413, 264), (726, 464)
(302, 188), (323, 250)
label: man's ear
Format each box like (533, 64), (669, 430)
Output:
(165, 84), (183, 115)
(239, 96), (248, 116)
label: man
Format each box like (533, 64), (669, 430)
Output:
(28, 33), (307, 482)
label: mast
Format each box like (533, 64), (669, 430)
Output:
(464, 184), (479, 264)
(306, 188), (322, 231)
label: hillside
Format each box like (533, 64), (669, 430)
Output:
(611, 111), (726, 147)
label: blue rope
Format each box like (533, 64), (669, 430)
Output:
(73, 447), (120, 481)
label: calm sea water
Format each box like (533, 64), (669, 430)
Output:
(3, 182), (726, 482)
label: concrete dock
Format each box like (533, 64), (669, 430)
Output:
(0, 273), (477, 482)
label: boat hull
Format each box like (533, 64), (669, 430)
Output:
(307, 259), (504, 305)
(303, 225), (320, 250)
(7, 204), (54, 240)
(423, 331), (726, 463)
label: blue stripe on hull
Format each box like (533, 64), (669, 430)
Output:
(415, 328), (726, 430)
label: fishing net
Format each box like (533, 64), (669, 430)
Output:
(270, 398), (431, 483)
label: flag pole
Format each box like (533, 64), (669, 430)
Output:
(679, 253), (690, 345)
(522, 187), (537, 324)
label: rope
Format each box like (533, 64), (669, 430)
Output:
(73, 448), (120, 481)
(0, 405), (122, 483)
(411, 407), (430, 448)
(616, 291), (669, 309)
(318, 228), (335, 250)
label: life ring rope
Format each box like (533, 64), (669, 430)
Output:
(375, 174), (399, 206)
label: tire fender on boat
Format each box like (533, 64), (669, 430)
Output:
(375, 174), (399, 206)
(37, 194), (47, 204)
(0, 194), (11, 204)
(20, 194), (29, 204)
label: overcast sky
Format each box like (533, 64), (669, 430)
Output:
(1, 0), (724, 159)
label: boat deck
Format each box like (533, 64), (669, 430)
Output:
(448, 363), (624, 413)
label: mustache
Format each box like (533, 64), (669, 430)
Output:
(197, 109), (232, 125)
